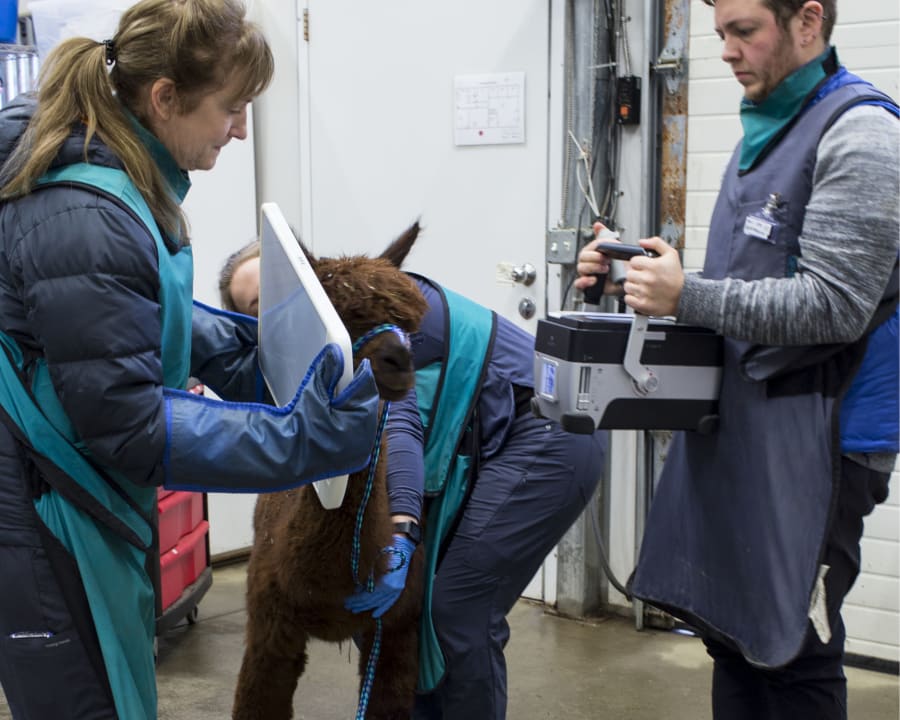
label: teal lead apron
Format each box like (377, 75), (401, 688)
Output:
(0, 164), (193, 719)
(413, 281), (495, 693)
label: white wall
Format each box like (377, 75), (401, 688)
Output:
(246, 0), (304, 234)
(686, 0), (900, 663)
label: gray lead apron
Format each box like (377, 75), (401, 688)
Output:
(630, 82), (896, 667)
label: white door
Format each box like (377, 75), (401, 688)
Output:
(296, 0), (548, 332)
(296, 1), (555, 600)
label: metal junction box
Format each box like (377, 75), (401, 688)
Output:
(532, 312), (723, 434)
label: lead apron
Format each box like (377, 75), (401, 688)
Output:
(412, 278), (495, 693)
(0, 164), (193, 719)
(629, 81), (897, 668)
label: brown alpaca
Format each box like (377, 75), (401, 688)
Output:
(232, 225), (429, 720)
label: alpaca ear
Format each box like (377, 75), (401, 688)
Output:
(380, 220), (420, 268)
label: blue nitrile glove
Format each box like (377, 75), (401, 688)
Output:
(162, 343), (379, 492)
(344, 535), (417, 618)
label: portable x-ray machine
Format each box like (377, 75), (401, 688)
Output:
(532, 311), (723, 433)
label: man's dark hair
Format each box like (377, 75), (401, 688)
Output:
(701, 1), (836, 43)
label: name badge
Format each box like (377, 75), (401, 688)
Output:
(743, 213), (774, 241)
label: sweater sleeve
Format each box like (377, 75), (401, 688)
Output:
(385, 386), (425, 521)
(678, 104), (899, 345)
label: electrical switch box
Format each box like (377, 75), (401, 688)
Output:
(616, 76), (641, 125)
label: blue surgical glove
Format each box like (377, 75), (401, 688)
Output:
(162, 343), (379, 492)
(344, 535), (417, 618)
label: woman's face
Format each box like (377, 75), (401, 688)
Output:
(230, 256), (260, 316)
(150, 77), (250, 171)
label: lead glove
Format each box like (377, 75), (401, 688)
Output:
(344, 534), (417, 618)
(162, 343), (379, 492)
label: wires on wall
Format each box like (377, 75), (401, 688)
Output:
(555, 1), (639, 607)
(558, 0), (626, 312)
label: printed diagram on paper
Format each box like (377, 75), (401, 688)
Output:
(454, 72), (525, 146)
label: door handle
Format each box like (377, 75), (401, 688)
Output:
(511, 262), (536, 286)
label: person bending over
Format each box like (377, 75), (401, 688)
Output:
(221, 237), (608, 719)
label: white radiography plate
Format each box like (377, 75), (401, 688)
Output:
(258, 202), (353, 509)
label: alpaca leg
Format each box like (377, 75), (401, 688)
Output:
(357, 620), (419, 720)
(232, 605), (309, 720)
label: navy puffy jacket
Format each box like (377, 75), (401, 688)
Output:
(0, 96), (174, 487)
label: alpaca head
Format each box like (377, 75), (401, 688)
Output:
(305, 222), (428, 401)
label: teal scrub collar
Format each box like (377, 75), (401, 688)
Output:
(738, 47), (836, 172)
(124, 108), (191, 204)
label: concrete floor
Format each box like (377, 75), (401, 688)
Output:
(1, 560), (897, 719)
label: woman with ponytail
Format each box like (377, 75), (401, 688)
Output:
(0, 2), (380, 718)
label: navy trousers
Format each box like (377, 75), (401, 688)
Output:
(703, 456), (891, 720)
(413, 414), (606, 719)
(0, 426), (117, 719)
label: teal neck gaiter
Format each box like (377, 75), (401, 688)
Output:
(739, 46), (835, 172)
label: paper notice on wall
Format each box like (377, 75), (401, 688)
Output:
(454, 72), (525, 147)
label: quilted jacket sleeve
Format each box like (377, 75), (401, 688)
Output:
(190, 301), (271, 403)
(5, 186), (169, 486)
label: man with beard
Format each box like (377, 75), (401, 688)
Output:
(576, 2), (898, 718)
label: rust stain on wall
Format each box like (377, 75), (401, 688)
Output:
(659, 0), (690, 250)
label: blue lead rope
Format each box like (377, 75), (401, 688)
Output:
(349, 321), (407, 720)
(356, 617), (383, 720)
(352, 324), (410, 354)
(351, 401), (390, 720)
